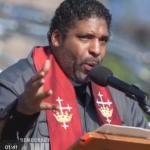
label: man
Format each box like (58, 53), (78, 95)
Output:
(0, 0), (149, 149)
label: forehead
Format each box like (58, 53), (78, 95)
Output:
(69, 17), (109, 36)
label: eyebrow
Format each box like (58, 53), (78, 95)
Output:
(99, 35), (109, 42)
(76, 32), (110, 42)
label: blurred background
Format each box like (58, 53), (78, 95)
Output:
(0, 0), (150, 95)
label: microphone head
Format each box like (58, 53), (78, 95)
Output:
(88, 65), (113, 86)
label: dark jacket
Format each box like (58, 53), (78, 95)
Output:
(0, 51), (149, 149)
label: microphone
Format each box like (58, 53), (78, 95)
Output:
(89, 65), (150, 114)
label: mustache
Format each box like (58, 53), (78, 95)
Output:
(80, 57), (100, 66)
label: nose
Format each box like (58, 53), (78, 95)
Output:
(89, 39), (101, 57)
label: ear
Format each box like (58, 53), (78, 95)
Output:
(51, 30), (62, 47)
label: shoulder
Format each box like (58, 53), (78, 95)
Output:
(109, 86), (149, 128)
(0, 54), (36, 95)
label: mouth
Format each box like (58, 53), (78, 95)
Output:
(83, 61), (98, 73)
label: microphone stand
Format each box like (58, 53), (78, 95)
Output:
(126, 85), (150, 115)
(136, 97), (150, 116)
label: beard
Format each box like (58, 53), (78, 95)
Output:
(72, 57), (102, 84)
(52, 48), (103, 84)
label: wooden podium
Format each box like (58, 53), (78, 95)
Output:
(69, 125), (150, 150)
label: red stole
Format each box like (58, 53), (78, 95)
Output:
(32, 47), (121, 150)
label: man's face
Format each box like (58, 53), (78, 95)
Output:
(52, 17), (109, 83)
